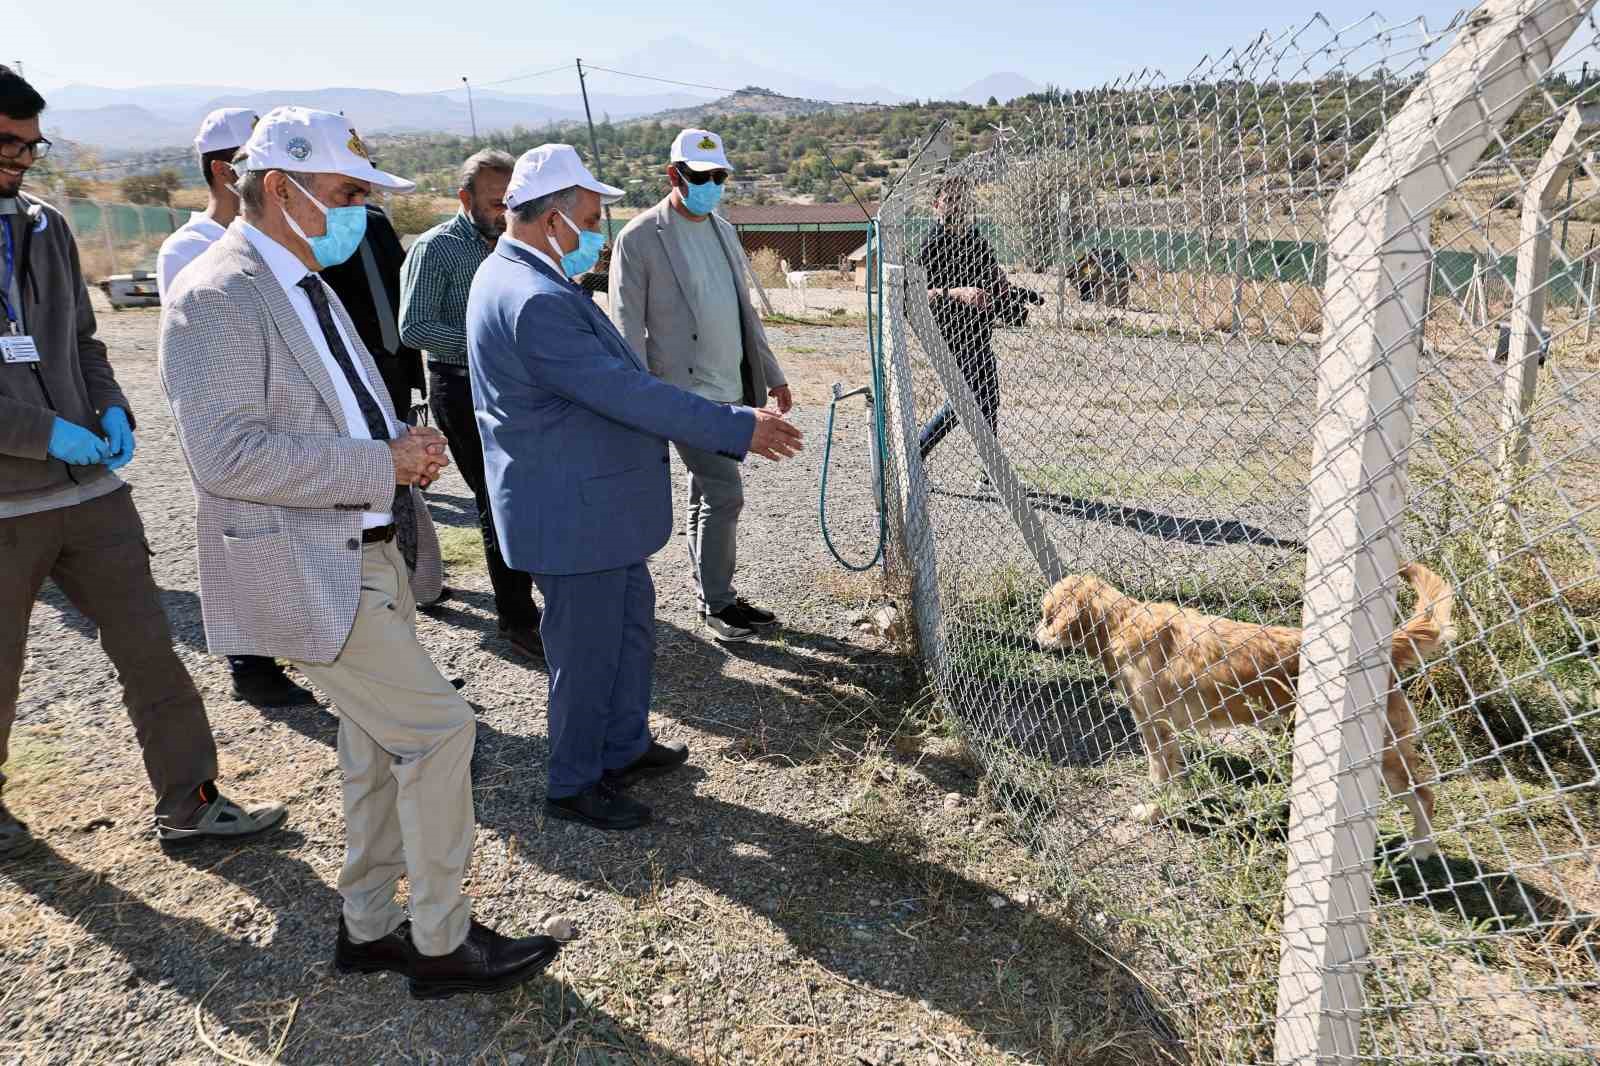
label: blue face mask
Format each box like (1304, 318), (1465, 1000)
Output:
(284, 176), (368, 269)
(548, 211), (606, 278)
(681, 178), (723, 216)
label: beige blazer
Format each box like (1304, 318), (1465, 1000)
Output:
(158, 226), (442, 664)
(608, 197), (785, 408)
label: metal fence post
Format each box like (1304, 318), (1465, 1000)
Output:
(1274, 2), (1590, 1062)
(880, 263), (947, 666)
(1491, 102), (1600, 561)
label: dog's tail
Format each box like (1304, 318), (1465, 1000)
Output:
(1391, 563), (1457, 671)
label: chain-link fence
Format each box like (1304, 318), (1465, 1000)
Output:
(873, 2), (1600, 1061)
(43, 195), (186, 283)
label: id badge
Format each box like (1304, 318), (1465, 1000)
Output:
(0, 334), (39, 364)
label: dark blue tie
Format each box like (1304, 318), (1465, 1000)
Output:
(296, 274), (417, 569)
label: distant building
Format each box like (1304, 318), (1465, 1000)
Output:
(721, 202), (878, 270)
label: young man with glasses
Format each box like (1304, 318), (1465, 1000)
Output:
(0, 65), (287, 857)
(608, 129), (791, 643)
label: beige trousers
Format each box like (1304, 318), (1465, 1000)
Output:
(292, 540), (474, 956)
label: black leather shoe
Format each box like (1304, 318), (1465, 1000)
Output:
(603, 740), (690, 787)
(334, 916), (413, 977)
(501, 625), (544, 660)
(0, 792), (33, 859)
(230, 660), (316, 708)
(407, 919), (561, 1000)
(419, 587), (455, 615)
(545, 782), (652, 830)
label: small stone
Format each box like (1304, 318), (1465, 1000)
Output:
(988, 895), (1008, 910)
(851, 927), (873, 941)
(506, 1055), (527, 1066)
(544, 916), (577, 940)
(661, 992), (678, 1008)
(942, 792), (962, 812)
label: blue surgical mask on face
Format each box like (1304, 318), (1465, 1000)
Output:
(682, 178), (723, 216)
(548, 210), (605, 278)
(284, 176), (368, 269)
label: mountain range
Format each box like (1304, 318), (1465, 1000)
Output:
(37, 38), (1043, 152)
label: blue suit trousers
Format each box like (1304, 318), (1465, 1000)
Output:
(531, 563), (656, 798)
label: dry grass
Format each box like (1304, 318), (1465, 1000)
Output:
(749, 247), (785, 287)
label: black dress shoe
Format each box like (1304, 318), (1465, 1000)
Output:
(230, 661), (317, 708)
(419, 587), (455, 615)
(407, 919), (561, 1000)
(603, 740), (690, 786)
(500, 624), (544, 660)
(334, 916), (413, 977)
(545, 782), (652, 830)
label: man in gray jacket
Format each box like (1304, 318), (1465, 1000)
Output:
(0, 65), (286, 856)
(609, 128), (790, 642)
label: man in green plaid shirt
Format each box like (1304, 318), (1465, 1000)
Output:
(399, 149), (543, 660)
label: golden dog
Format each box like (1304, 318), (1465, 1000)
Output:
(1035, 564), (1455, 858)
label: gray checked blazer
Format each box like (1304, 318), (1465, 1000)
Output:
(608, 197), (785, 408)
(158, 225), (442, 665)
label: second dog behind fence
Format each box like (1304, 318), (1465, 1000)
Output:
(1034, 563), (1457, 859)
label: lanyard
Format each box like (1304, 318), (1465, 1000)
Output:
(0, 217), (18, 331)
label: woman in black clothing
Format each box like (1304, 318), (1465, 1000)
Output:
(916, 175), (1018, 460)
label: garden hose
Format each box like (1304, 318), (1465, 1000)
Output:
(817, 220), (890, 572)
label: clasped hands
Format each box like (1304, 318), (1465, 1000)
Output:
(389, 425), (451, 488)
(47, 408), (135, 470)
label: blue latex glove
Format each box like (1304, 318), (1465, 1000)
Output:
(47, 418), (112, 466)
(101, 406), (136, 470)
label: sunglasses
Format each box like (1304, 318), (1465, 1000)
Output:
(675, 163), (729, 186)
(0, 134), (51, 161)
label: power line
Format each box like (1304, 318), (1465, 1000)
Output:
(579, 65), (786, 99)
(419, 61), (573, 95)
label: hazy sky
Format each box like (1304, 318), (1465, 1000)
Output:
(14, 1), (1481, 99)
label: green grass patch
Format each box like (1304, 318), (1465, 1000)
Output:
(436, 525), (486, 571)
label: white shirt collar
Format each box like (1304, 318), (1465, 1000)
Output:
(238, 220), (318, 295)
(501, 234), (564, 278)
(188, 212), (226, 235)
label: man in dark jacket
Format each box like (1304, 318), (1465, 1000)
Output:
(0, 65), (286, 856)
(321, 204), (423, 418)
(917, 175), (1015, 461)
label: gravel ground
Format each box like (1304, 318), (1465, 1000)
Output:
(0, 299), (1165, 1066)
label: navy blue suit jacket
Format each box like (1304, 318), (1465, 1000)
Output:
(467, 239), (755, 576)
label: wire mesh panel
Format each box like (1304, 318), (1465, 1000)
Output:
(876, 5), (1599, 1062)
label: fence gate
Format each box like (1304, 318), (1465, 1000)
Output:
(876, 2), (1600, 1062)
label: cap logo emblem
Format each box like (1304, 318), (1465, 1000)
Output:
(698, 136), (717, 150)
(346, 130), (370, 160)
(286, 137), (312, 162)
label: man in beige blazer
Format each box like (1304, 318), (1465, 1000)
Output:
(159, 107), (557, 999)
(608, 128), (790, 643)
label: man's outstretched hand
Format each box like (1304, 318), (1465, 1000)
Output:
(749, 409), (804, 461)
(390, 425), (451, 488)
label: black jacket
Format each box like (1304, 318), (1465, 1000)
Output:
(321, 205), (423, 403)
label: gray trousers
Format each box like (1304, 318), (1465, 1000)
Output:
(674, 442), (743, 615)
(291, 540), (475, 956)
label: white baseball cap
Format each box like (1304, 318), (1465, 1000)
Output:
(670, 129), (733, 173)
(233, 106), (415, 192)
(504, 144), (624, 211)
(194, 108), (259, 155)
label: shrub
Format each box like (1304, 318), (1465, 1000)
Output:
(388, 195), (444, 236)
(749, 247), (784, 286)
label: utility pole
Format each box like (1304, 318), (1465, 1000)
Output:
(463, 77), (478, 144)
(575, 58), (613, 238)
(12, 60), (21, 78)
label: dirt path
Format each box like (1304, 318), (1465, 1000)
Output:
(0, 301), (1161, 1066)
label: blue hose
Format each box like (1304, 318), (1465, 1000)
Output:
(818, 219), (890, 573)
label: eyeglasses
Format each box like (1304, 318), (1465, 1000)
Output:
(0, 134), (51, 161)
(675, 163), (729, 186)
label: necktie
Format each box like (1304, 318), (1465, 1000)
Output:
(296, 274), (417, 571)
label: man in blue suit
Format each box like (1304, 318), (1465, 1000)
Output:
(468, 146), (803, 830)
